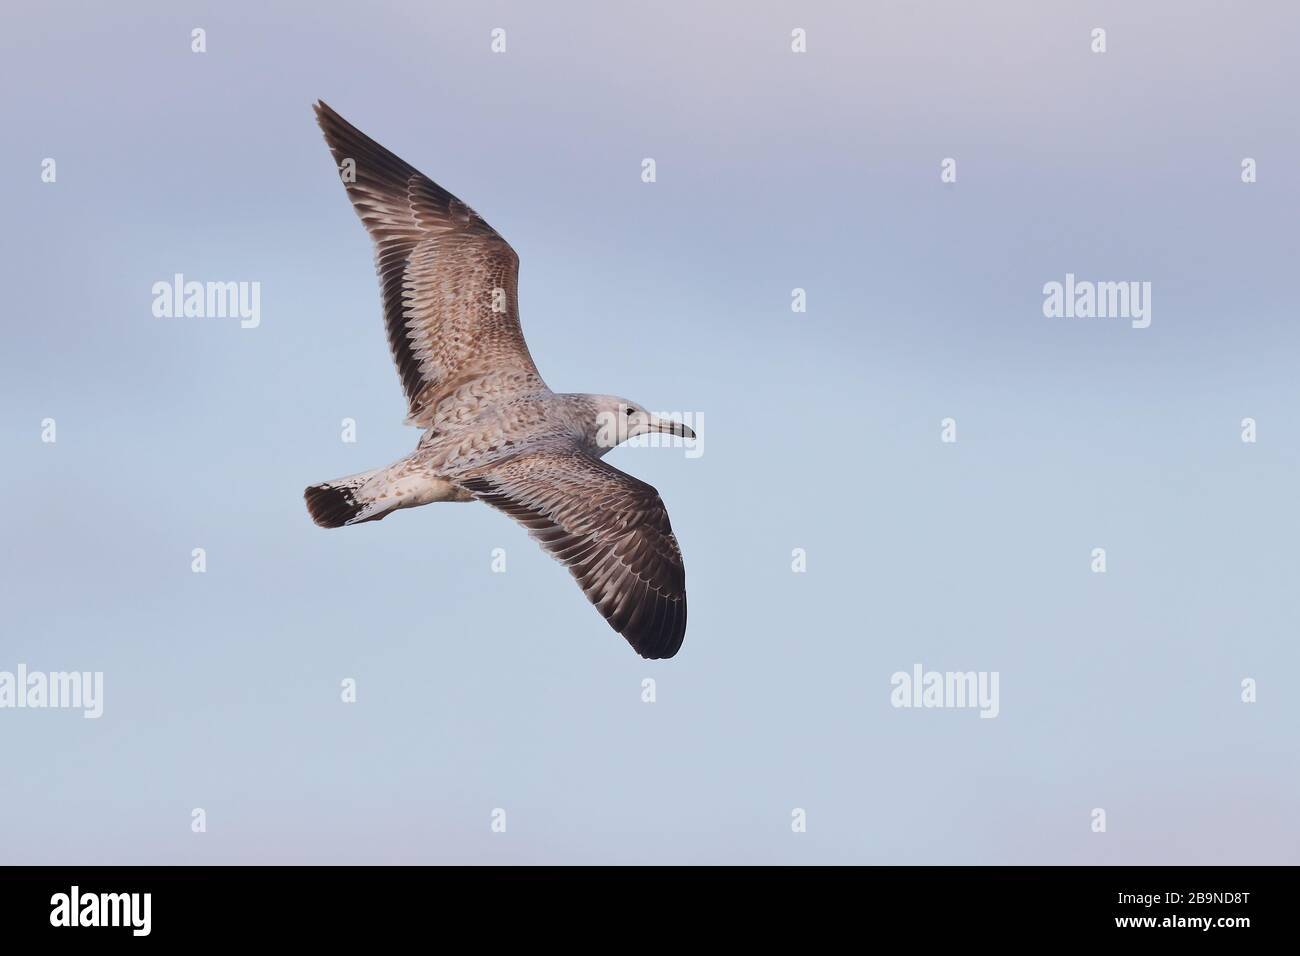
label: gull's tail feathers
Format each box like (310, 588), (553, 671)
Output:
(305, 458), (474, 529)
(304, 467), (395, 528)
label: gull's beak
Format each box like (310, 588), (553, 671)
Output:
(648, 415), (695, 440)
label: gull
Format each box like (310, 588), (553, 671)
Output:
(304, 101), (693, 659)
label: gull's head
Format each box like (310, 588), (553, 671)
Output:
(582, 395), (695, 451)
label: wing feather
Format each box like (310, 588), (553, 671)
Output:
(455, 448), (687, 659)
(314, 101), (546, 425)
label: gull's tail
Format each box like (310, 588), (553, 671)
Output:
(304, 467), (394, 528)
(305, 458), (473, 528)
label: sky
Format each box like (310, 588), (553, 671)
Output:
(1, 0), (1297, 864)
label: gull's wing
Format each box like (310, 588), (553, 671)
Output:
(455, 447), (687, 659)
(314, 100), (547, 427)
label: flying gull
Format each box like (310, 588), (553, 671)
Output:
(304, 101), (693, 659)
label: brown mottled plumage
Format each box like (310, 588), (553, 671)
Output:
(305, 101), (693, 659)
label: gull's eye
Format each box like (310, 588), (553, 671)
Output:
(625, 407), (635, 417)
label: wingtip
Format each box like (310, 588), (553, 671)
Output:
(313, 99), (344, 131)
(639, 641), (684, 661)
(632, 598), (686, 660)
